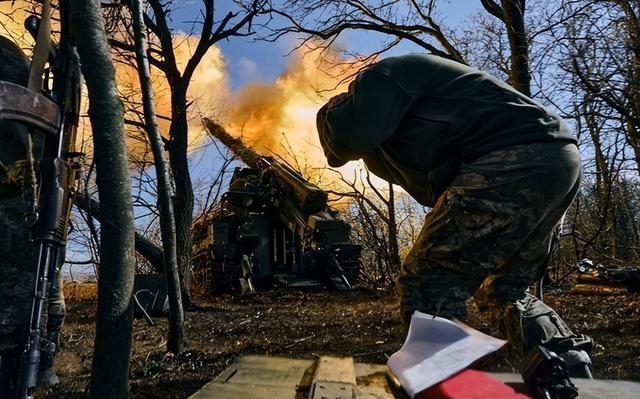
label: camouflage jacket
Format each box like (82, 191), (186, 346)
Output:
(316, 54), (577, 206)
(0, 36), (39, 198)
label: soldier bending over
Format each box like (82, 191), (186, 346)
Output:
(316, 54), (592, 376)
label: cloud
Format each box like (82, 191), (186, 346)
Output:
(221, 46), (360, 170)
(235, 56), (259, 81)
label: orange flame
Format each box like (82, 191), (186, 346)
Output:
(0, 3), (368, 185)
(0, 3), (34, 52)
(221, 48), (361, 174)
(114, 34), (228, 164)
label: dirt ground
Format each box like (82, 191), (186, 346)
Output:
(46, 287), (640, 398)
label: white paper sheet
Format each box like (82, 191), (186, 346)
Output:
(387, 311), (507, 398)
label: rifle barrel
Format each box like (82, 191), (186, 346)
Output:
(16, 1), (81, 396)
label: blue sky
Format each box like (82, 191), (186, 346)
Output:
(169, 1), (483, 90)
(66, 1), (488, 277)
(163, 1), (487, 213)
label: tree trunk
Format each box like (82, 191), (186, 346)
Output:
(168, 88), (195, 307)
(386, 183), (402, 277)
(501, 0), (531, 96)
(614, 0), (640, 157)
(72, 1), (136, 397)
(132, 0), (184, 353)
(626, 121), (640, 177)
(583, 100), (618, 255)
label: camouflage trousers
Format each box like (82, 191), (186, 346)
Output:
(0, 195), (65, 387)
(398, 141), (592, 370)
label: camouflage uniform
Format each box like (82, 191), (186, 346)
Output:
(0, 36), (66, 392)
(316, 54), (593, 376)
(398, 141), (592, 372)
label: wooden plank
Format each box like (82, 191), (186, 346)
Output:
(572, 284), (628, 295)
(312, 382), (358, 399)
(314, 356), (357, 385)
(191, 356), (314, 399)
(212, 356), (314, 388)
(491, 373), (640, 399)
(311, 356), (358, 399)
(190, 382), (298, 399)
(217, 355), (314, 374)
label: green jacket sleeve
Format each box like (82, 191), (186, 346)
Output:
(317, 69), (415, 166)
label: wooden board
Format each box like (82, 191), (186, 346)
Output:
(189, 356), (314, 399)
(190, 382), (299, 399)
(310, 356), (358, 399)
(492, 373), (640, 399)
(314, 356), (357, 385)
(190, 356), (640, 399)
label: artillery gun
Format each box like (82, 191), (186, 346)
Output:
(195, 119), (361, 293)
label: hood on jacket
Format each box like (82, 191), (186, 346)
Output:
(316, 93), (353, 167)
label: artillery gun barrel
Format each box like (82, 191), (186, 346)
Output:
(203, 118), (328, 213)
(203, 118), (262, 168)
(262, 159), (327, 214)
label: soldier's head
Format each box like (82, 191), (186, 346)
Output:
(0, 36), (30, 86)
(316, 92), (352, 168)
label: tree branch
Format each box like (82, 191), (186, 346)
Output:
(75, 194), (165, 273)
(480, 0), (505, 22)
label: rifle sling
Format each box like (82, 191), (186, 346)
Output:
(0, 81), (60, 134)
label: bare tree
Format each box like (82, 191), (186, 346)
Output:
(479, 0), (531, 94)
(107, 0), (268, 306)
(72, 0), (136, 396)
(570, 0), (640, 171)
(75, 193), (165, 271)
(326, 169), (406, 286)
(267, 0), (464, 63)
(268, 0), (540, 95)
(131, 0), (184, 353)
(550, 0), (640, 265)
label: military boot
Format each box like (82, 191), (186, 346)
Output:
(496, 294), (594, 379)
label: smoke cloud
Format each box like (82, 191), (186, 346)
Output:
(0, 3), (365, 181)
(221, 48), (360, 173)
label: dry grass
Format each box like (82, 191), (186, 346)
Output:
(63, 282), (98, 301)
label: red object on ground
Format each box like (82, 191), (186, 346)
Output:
(417, 369), (533, 399)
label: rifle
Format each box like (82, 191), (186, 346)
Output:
(14, 1), (82, 397)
